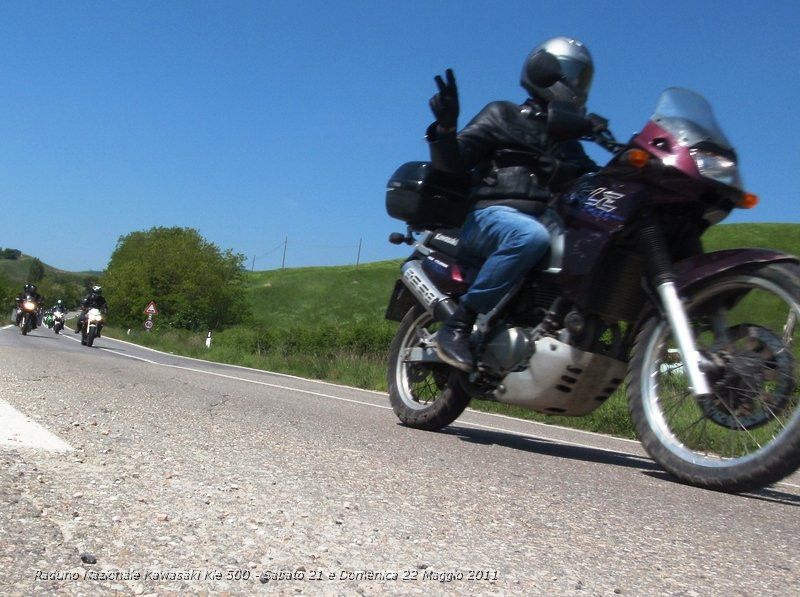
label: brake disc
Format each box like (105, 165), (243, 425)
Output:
(701, 324), (795, 430)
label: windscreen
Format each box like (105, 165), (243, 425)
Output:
(651, 87), (734, 151)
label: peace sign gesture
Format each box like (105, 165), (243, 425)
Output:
(429, 68), (459, 130)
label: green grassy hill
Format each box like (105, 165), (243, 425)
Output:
(0, 255), (99, 309)
(701, 223), (799, 253)
(247, 260), (402, 329)
(0, 254), (62, 283)
(245, 223), (800, 328)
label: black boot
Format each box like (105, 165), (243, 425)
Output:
(435, 303), (477, 372)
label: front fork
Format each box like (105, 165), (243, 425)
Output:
(641, 220), (712, 397)
(654, 281), (712, 396)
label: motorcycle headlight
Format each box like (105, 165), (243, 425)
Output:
(23, 301), (36, 311)
(690, 148), (742, 189)
(89, 313), (103, 323)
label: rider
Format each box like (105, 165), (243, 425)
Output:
(427, 37), (600, 371)
(74, 285), (108, 335)
(15, 283), (45, 328)
(52, 299), (67, 313)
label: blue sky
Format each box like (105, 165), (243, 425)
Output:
(1, 0), (798, 272)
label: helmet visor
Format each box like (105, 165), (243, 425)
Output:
(559, 58), (593, 97)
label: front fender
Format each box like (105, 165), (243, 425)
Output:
(674, 248), (799, 293)
(628, 249), (798, 345)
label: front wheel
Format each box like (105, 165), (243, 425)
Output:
(628, 262), (800, 492)
(388, 305), (471, 431)
(86, 326), (97, 347)
(21, 314), (29, 336)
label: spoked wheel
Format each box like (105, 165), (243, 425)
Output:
(388, 305), (471, 431)
(629, 262), (800, 492)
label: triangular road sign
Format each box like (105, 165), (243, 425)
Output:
(144, 301), (159, 315)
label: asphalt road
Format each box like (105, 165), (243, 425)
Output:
(1, 323), (798, 596)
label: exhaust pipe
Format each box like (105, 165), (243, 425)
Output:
(401, 261), (457, 322)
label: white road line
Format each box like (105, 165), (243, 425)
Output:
(1, 324), (14, 330)
(66, 337), (655, 462)
(95, 333), (643, 445)
(60, 334), (800, 493)
(0, 398), (73, 453)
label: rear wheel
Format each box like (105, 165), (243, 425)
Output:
(628, 262), (800, 492)
(388, 305), (471, 430)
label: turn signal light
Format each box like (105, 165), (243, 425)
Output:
(738, 192), (759, 209)
(622, 149), (650, 168)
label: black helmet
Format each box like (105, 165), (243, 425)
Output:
(25, 283), (37, 294)
(521, 36), (593, 108)
(91, 285), (102, 295)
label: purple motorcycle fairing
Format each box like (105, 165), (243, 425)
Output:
(633, 120), (703, 181)
(555, 174), (649, 304)
(552, 146), (742, 314)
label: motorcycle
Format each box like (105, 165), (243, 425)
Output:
(384, 62), (800, 492)
(16, 295), (40, 336)
(52, 309), (65, 334)
(80, 308), (104, 347)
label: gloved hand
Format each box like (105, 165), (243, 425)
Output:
(429, 68), (459, 132)
(586, 113), (609, 133)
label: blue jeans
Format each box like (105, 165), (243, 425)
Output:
(457, 205), (550, 314)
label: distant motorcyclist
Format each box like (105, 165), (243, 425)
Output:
(47, 299), (67, 333)
(15, 283), (45, 328)
(74, 285), (108, 335)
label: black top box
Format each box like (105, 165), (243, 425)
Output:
(385, 161), (470, 229)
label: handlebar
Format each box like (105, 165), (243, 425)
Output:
(586, 128), (626, 154)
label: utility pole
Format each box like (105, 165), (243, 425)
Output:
(281, 236), (287, 270)
(356, 238), (362, 269)
(251, 255), (255, 272)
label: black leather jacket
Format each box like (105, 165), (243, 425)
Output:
(427, 99), (597, 215)
(81, 293), (108, 312)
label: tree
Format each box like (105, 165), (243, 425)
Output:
(0, 271), (14, 313)
(28, 258), (45, 283)
(0, 248), (22, 260)
(102, 227), (249, 329)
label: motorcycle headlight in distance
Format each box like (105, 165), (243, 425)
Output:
(690, 148), (742, 188)
(89, 314), (103, 323)
(23, 301), (36, 310)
